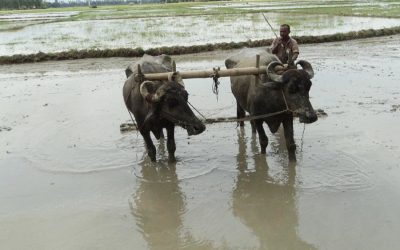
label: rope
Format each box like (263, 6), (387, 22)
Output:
(168, 90), (293, 125)
(225, 109), (291, 123)
(125, 107), (140, 136)
(300, 123), (306, 152)
(281, 88), (289, 111)
(211, 67), (220, 100)
(187, 101), (207, 121)
(124, 80), (296, 130)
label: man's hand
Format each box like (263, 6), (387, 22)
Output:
(271, 37), (283, 54)
(276, 37), (284, 47)
(292, 52), (298, 61)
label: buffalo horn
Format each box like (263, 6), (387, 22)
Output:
(296, 60), (314, 79)
(267, 61), (284, 83)
(140, 81), (163, 102)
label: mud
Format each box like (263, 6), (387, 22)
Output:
(1, 35), (400, 249)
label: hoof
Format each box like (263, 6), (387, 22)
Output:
(168, 156), (176, 163)
(148, 153), (156, 162)
(288, 152), (296, 162)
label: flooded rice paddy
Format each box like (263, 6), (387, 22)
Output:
(1, 35), (400, 249)
(1, 12), (400, 56)
(192, 1), (400, 11)
(0, 11), (79, 21)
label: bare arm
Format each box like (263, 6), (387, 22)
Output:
(291, 39), (300, 61)
(271, 38), (281, 54)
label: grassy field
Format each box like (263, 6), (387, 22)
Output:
(1, 0), (399, 20)
(1, 0), (399, 59)
(0, 0), (399, 32)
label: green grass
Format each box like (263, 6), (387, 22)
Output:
(1, 0), (399, 21)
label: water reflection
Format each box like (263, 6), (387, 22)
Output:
(130, 161), (184, 249)
(233, 128), (316, 249)
(130, 139), (212, 250)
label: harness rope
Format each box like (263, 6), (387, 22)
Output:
(211, 67), (221, 100)
(199, 89), (295, 124)
(126, 88), (295, 131)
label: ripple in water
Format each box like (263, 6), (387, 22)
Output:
(299, 149), (374, 192)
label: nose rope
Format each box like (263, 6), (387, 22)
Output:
(160, 100), (208, 127)
(281, 89), (290, 112)
(185, 91), (296, 125)
(187, 101), (207, 121)
(160, 110), (196, 127)
(300, 123), (306, 153)
(189, 91), (295, 124)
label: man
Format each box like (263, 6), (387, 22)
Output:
(271, 24), (299, 66)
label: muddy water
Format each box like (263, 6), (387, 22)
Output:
(1, 35), (400, 249)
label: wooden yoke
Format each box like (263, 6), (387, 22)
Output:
(135, 55), (267, 82)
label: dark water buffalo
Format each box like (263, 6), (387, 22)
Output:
(123, 54), (205, 162)
(225, 48), (317, 161)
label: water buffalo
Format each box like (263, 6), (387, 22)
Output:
(225, 48), (317, 161)
(123, 54), (205, 162)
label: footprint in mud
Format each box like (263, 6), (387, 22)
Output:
(390, 104), (400, 112)
(0, 126), (12, 132)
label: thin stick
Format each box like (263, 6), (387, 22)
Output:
(262, 13), (278, 38)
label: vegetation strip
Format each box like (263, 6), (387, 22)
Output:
(1, 26), (399, 65)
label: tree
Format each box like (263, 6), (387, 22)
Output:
(0, 0), (44, 9)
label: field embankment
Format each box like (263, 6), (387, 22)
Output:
(1, 26), (399, 65)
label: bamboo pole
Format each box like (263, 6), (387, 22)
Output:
(140, 66), (267, 81)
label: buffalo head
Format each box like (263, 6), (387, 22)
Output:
(266, 61), (318, 124)
(139, 76), (206, 136)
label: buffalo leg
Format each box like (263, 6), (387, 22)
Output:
(152, 127), (164, 140)
(141, 130), (157, 162)
(282, 117), (296, 161)
(255, 120), (268, 154)
(166, 125), (176, 162)
(237, 102), (245, 127)
(250, 120), (257, 134)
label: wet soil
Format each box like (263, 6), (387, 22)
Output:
(0, 35), (400, 249)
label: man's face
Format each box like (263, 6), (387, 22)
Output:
(280, 26), (290, 40)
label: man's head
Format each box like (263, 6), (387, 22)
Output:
(279, 24), (290, 40)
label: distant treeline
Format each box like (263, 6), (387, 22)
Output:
(46, 0), (221, 8)
(0, 0), (221, 9)
(47, 1), (140, 8)
(0, 0), (44, 9)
